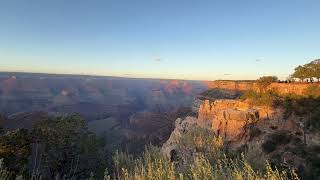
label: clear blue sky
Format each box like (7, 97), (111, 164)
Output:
(0, 0), (319, 80)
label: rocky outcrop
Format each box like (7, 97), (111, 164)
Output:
(196, 99), (265, 150)
(191, 98), (204, 114)
(163, 96), (320, 178)
(161, 116), (198, 160)
(192, 88), (242, 114)
(196, 99), (312, 145)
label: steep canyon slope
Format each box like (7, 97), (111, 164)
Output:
(163, 85), (320, 179)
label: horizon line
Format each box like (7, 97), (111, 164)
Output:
(0, 70), (219, 82)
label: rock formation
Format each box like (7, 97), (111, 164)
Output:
(206, 80), (320, 95)
(162, 91), (320, 179)
(161, 116), (198, 160)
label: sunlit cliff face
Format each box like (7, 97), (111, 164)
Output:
(206, 80), (320, 95)
(163, 80), (198, 95)
(197, 99), (264, 142)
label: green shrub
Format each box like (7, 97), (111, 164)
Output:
(242, 89), (320, 131)
(31, 115), (107, 179)
(0, 129), (31, 177)
(241, 90), (280, 107)
(256, 76), (278, 92)
(279, 95), (320, 131)
(200, 88), (242, 100)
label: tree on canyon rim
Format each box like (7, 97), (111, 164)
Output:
(292, 59), (320, 82)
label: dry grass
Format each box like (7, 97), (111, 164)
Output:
(112, 128), (299, 180)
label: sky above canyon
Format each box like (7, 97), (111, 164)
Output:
(0, 0), (319, 80)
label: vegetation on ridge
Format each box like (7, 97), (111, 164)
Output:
(112, 127), (298, 180)
(291, 59), (320, 82)
(240, 85), (320, 131)
(256, 76), (278, 93)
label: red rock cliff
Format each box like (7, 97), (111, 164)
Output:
(207, 80), (320, 95)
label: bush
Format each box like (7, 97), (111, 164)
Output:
(111, 127), (298, 180)
(31, 115), (107, 179)
(242, 89), (320, 131)
(112, 145), (298, 180)
(0, 129), (31, 177)
(241, 90), (279, 107)
(200, 88), (242, 100)
(279, 95), (320, 131)
(256, 76), (278, 92)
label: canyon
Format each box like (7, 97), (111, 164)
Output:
(0, 72), (208, 153)
(1, 72), (320, 178)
